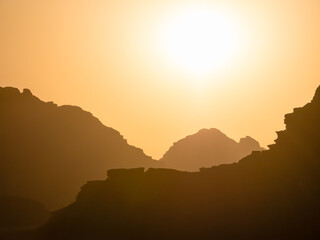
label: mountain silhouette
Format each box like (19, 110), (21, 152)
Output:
(160, 128), (264, 171)
(0, 87), (162, 210)
(38, 85), (320, 239)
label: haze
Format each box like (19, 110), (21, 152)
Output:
(0, 0), (319, 158)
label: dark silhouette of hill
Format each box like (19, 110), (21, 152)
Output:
(0, 195), (50, 233)
(0, 87), (161, 210)
(38, 85), (320, 239)
(160, 128), (264, 171)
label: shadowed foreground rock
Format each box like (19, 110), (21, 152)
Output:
(38, 85), (320, 239)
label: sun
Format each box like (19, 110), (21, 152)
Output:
(161, 6), (242, 75)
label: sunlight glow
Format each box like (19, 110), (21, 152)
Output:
(161, 6), (243, 75)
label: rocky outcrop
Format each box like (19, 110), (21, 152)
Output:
(40, 85), (320, 239)
(160, 128), (264, 171)
(0, 87), (161, 210)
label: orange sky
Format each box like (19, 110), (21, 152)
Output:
(1, 0), (319, 159)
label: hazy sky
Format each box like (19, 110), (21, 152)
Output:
(1, 0), (319, 158)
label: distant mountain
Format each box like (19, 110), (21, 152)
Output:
(160, 128), (264, 171)
(0, 195), (50, 232)
(40, 85), (320, 239)
(0, 87), (161, 210)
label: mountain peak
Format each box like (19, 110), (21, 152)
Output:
(239, 136), (264, 150)
(22, 88), (33, 96)
(161, 128), (263, 171)
(0, 86), (20, 96)
(197, 128), (223, 134)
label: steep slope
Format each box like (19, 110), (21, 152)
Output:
(0, 87), (161, 210)
(40, 85), (320, 239)
(160, 128), (264, 171)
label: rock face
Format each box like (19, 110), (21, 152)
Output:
(0, 87), (161, 210)
(40, 85), (320, 239)
(160, 129), (264, 171)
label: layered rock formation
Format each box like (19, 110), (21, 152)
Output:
(160, 129), (264, 171)
(40, 85), (320, 239)
(0, 87), (161, 210)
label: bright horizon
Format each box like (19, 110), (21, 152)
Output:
(1, 0), (319, 159)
